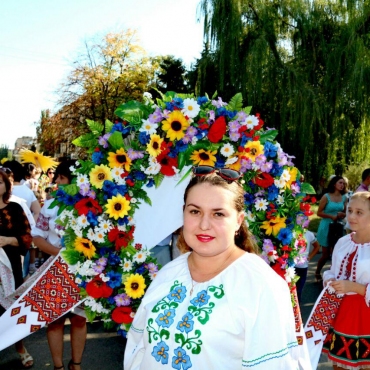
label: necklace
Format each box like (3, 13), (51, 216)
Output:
(188, 247), (237, 296)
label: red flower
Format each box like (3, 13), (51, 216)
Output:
(108, 226), (135, 251)
(253, 172), (274, 188)
(112, 306), (134, 324)
(126, 179), (135, 187)
(157, 152), (178, 176)
(86, 276), (113, 299)
(208, 116), (226, 143)
(75, 198), (103, 216)
(271, 262), (286, 280)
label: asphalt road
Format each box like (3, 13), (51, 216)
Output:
(0, 253), (333, 370)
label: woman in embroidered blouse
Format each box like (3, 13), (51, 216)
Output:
(0, 168), (34, 368)
(322, 191), (370, 369)
(315, 176), (347, 283)
(32, 161), (86, 370)
(124, 168), (300, 370)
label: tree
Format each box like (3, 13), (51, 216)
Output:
(198, 0), (370, 187)
(0, 145), (9, 162)
(156, 56), (189, 93)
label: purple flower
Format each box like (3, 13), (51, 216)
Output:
(291, 183), (300, 194)
(208, 110), (215, 121)
(79, 183), (90, 196)
(147, 262), (158, 274)
(114, 293), (132, 307)
(127, 148), (144, 160)
(260, 161), (273, 173)
(240, 158), (253, 172)
(98, 133), (111, 148)
(149, 108), (163, 123)
(236, 111), (247, 122)
(255, 155), (267, 167)
(228, 120), (241, 132)
(96, 257), (108, 267)
(229, 131), (241, 142)
(211, 97), (227, 108)
(93, 264), (105, 274)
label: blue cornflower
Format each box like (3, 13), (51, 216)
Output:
(116, 184), (127, 196)
(87, 211), (98, 227)
(270, 163), (283, 177)
(108, 253), (121, 266)
(92, 151), (104, 165)
(190, 290), (210, 307)
(165, 101), (175, 111)
(167, 286), (187, 303)
(118, 329), (127, 338)
(244, 193), (255, 206)
(277, 228), (293, 245)
(172, 97), (184, 109)
(102, 180), (116, 195)
(63, 194), (77, 206)
(132, 171), (146, 181)
(151, 341), (169, 364)
(106, 271), (122, 288)
(112, 122), (125, 132)
(107, 296), (116, 305)
(172, 347), (192, 370)
(98, 247), (111, 256)
(176, 312), (194, 333)
(138, 131), (150, 145)
(240, 135), (251, 147)
(135, 265), (146, 274)
(264, 142), (278, 158)
(175, 140), (188, 153)
(197, 96), (208, 105)
(215, 155), (226, 168)
(117, 217), (128, 226)
(267, 185), (279, 201)
(146, 179), (155, 188)
(155, 309), (176, 328)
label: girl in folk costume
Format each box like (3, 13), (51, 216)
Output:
(322, 191), (370, 369)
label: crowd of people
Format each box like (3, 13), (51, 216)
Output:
(1, 156), (370, 370)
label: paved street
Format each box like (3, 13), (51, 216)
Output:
(0, 253), (333, 370)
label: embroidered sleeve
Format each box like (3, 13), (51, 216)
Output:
(36, 212), (50, 231)
(365, 284), (370, 307)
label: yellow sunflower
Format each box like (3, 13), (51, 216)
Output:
(146, 134), (164, 157)
(190, 149), (217, 166)
(107, 148), (132, 171)
(286, 167), (299, 188)
(89, 164), (112, 189)
(260, 216), (287, 236)
(162, 111), (189, 141)
(124, 273), (146, 299)
(105, 194), (131, 220)
(19, 149), (58, 172)
(244, 141), (264, 162)
(74, 237), (96, 259)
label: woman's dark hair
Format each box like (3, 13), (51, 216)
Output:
(177, 173), (258, 254)
(0, 169), (12, 203)
(3, 160), (25, 182)
(327, 176), (346, 194)
(23, 162), (36, 178)
(53, 160), (76, 183)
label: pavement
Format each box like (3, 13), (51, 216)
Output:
(0, 253), (333, 370)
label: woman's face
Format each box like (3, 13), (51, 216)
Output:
(347, 198), (370, 233)
(0, 175), (6, 199)
(55, 174), (69, 185)
(334, 179), (345, 192)
(183, 183), (244, 258)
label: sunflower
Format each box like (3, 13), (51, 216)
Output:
(89, 164), (112, 189)
(105, 194), (131, 220)
(190, 149), (217, 166)
(108, 148), (132, 171)
(19, 149), (58, 172)
(286, 167), (299, 187)
(124, 273), (146, 299)
(74, 237), (96, 259)
(146, 134), (164, 157)
(244, 141), (264, 162)
(162, 111), (189, 141)
(260, 216), (287, 236)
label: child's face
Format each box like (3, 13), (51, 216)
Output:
(347, 198), (370, 232)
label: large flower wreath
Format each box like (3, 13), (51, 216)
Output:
(51, 91), (315, 336)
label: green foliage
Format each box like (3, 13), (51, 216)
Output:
(343, 160), (370, 191)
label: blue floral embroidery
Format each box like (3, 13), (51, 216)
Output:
(152, 341), (169, 364)
(176, 313), (194, 333)
(156, 309), (176, 328)
(172, 347), (192, 370)
(167, 285), (187, 303)
(190, 290), (210, 307)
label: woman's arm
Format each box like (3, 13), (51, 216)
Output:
(30, 199), (41, 222)
(330, 280), (366, 296)
(0, 236), (19, 248)
(33, 236), (60, 256)
(308, 240), (320, 261)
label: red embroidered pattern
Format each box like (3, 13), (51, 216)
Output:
(35, 212), (50, 231)
(19, 256), (80, 324)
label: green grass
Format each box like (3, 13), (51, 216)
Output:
(307, 204), (320, 233)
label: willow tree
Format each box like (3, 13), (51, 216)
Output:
(198, 0), (370, 187)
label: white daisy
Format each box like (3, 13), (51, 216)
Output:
(76, 174), (89, 186)
(276, 195), (285, 205)
(73, 227), (83, 238)
(182, 98), (200, 118)
(98, 219), (113, 233)
(284, 267), (296, 283)
(149, 272), (158, 280)
(144, 157), (161, 175)
(245, 211), (255, 222)
(139, 119), (158, 135)
(94, 229), (106, 243)
(121, 258), (133, 272)
(274, 178), (286, 189)
(133, 250), (148, 263)
(99, 273), (110, 282)
(220, 143), (235, 157)
(243, 115), (259, 129)
(111, 167), (124, 182)
(77, 214), (89, 228)
(281, 169), (291, 182)
(254, 198), (269, 211)
(87, 228), (95, 240)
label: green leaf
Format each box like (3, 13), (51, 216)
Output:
(154, 173), (165, 188)
(86, 119), (104, 135)
(114, 101), (151, 128)
(105, 119), (114, 133)
(176, 167), (192, 186)
(211, 91), (218, 99)
(136, 188), (152, 206)
(108, 131), (125, 150)
(242, 106), (252, 114)
(226, 92), (243, 111)
(84, 307), (97, 323)
(258, 129), (278, 144)
(301, 182), (316, 194)
(61, 184), (79, 196)
(61, 249), (81, 265)
(178, 151), (187, 171)
(48, 199), (60, 209)
(72, 133), (98, 149)
(164, 91), (176, 99)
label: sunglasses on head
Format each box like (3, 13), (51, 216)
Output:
(0, 167), (12, 175)
(192, 166), (242, 182)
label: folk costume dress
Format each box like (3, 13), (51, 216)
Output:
(0, 202), (32, 312)
(316, 193), (347, 248)
(124, 252), (299, 370)
(322, 233), (370, 369)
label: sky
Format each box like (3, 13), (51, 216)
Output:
(0, 0), (204, 149)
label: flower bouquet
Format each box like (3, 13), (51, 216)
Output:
(52, 91), (314, 336)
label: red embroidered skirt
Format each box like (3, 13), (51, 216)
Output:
(323, 294), (370, 368)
